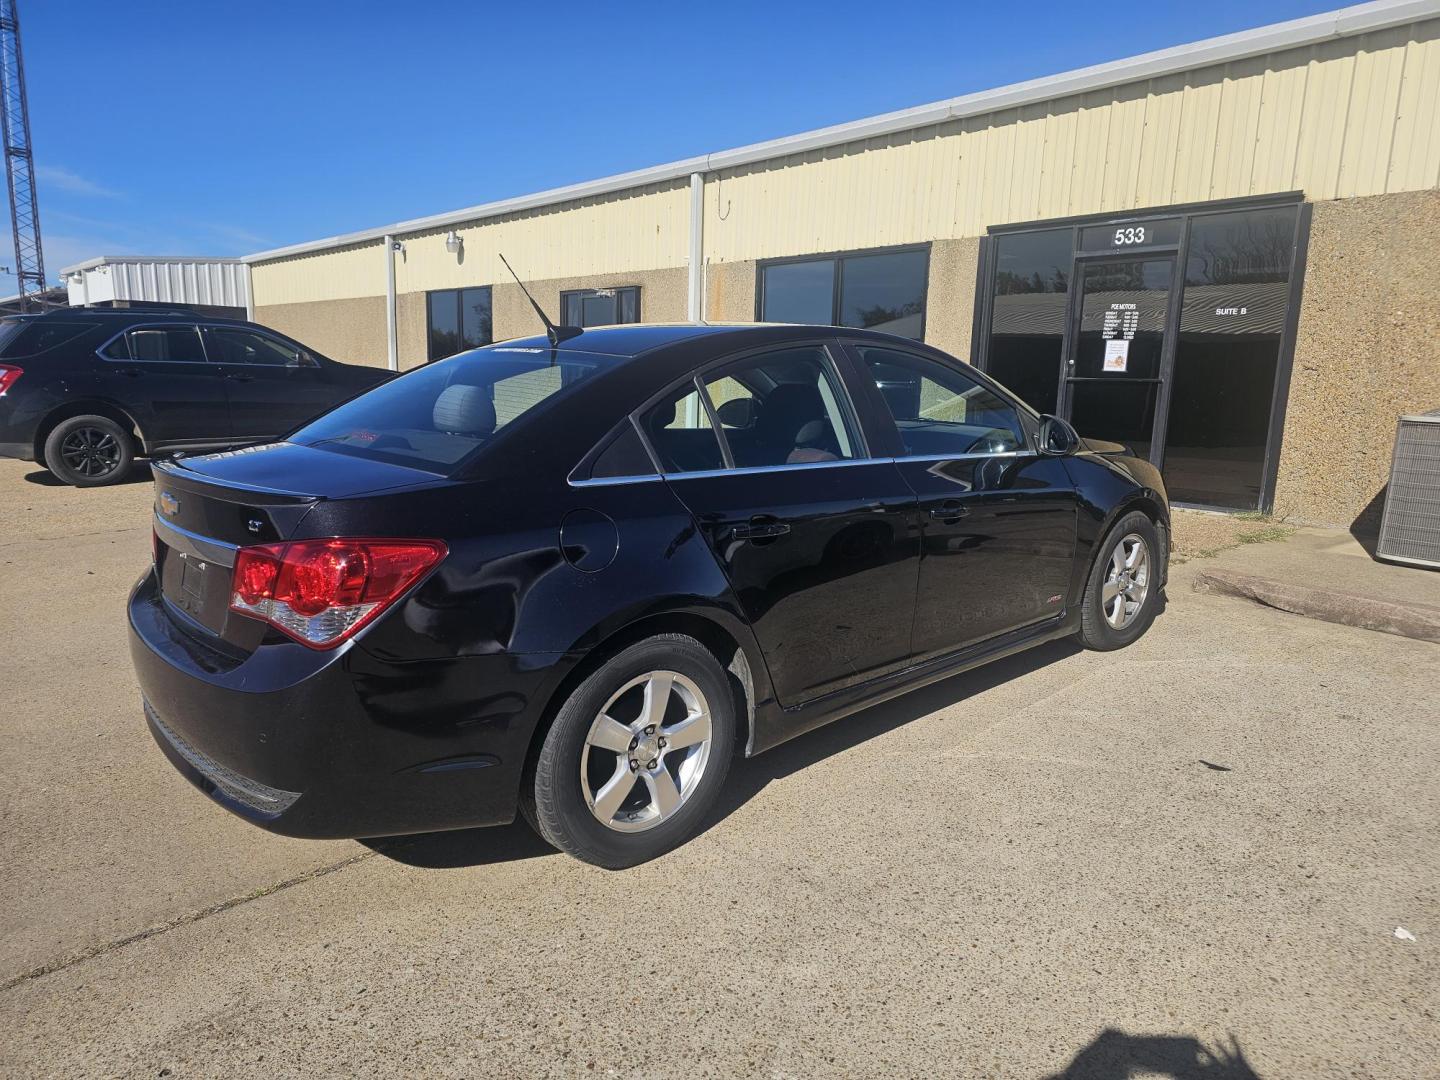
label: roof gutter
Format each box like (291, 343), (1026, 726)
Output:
(242, 0), (1438, 266)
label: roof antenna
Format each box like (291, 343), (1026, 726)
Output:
(498, 253), (583, 347)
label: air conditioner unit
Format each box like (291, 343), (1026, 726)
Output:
(1376, 410), (1440, 569)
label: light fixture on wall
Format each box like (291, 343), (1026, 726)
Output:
(444, 231), (463, 256)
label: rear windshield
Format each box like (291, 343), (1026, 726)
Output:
(290, 346), (609, 473)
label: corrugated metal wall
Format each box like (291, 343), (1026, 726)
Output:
(703, 19), (1440, 261)
(251, 183), (689, 306)
(101, 259), (249, 307)
(251, 17), (1440, 298)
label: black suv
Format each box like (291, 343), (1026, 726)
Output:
(0, 309), (392, 486)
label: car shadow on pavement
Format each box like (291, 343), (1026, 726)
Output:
(1045, 1028), (1261, 1079)
(22, 463), (151, 486)
(362, 819), (555, 869)
(699, 636), (1085, 837)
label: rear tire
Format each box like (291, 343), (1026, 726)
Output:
(529, 634), (735, 868)
(43, 415), (135, 487)
(1078, 510), (1161, 651)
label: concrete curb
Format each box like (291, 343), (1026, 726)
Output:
(1192, 568), (1440, 644)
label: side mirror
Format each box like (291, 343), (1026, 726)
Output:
(1038, 414), (1080, 456)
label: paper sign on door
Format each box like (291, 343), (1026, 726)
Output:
(1102, 339), (1130, 373)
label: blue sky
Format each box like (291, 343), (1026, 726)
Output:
(10, 0), (1342, 293)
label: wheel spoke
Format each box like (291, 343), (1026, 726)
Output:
(664, 710), (710, 751)
(644, 768), (682, 817)
(1124, 540), (1142, 569)
(1111, 546), (1125, 577)
(588, 714), (634, 754)
(1102, 578), (1121, 604)
(591, 763), (638, 821)
(640, 672), (674, 730)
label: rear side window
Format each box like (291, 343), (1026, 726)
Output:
(640, 382), (725, 474)
(106, 326), (207, 363)
(585, 423), (656, 479)
(206, 327), (307, 367)
(0, 320), (97, 358)
(291, 347), (607, 474)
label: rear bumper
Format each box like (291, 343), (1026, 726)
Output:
(129, 569), (570, 839)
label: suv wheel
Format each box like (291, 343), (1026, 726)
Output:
(1078, 510), (1162, 651)
(44, 415), (134, 487)
(528, 634), (735, 868)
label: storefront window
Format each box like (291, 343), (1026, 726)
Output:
(561, 287), (641, 327)
(759, 247), (928, 340)
(985, 228), (1070, 414)
(1164, 206), (1298, 509)
(427, 286), (492, 361)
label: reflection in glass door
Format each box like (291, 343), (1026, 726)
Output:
(1063, 257), (1175, 463)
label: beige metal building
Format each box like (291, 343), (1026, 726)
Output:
(244, 0), (1440, 529)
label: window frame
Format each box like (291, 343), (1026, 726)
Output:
(426, 285), (494, 362)
(96, 322), (210, 365)
(200, 324), (318, 368)
(754, 243), (931, 341)
(559, 286), (642, 328)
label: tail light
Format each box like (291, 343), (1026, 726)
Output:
(0, 365), (22, 395)
(229, 537), (446, 649)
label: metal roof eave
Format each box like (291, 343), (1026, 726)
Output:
(242, 0), (1439, 266)
(57, 254), (246, 276)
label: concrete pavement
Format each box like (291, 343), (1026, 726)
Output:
(2, 457), (1437, 1078)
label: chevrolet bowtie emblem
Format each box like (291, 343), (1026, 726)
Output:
(159, 492), (180, 517)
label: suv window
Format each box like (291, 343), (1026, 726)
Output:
(857, 346), (1026, 457)
(0, 320), (97, 358)
(105, 326), (207, 364)
(206, 327), (308, 367)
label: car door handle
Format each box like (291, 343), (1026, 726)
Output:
(732, 519), (791, 540)
(225, 372), (255, 383)
(116, 367), (143, 378)
(926, 500), (969, 520)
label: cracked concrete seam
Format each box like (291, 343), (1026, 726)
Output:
(0, 850), (377, 995)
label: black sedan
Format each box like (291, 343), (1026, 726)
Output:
(130, 323), (1168, 868)
(0, 309), (391, 486)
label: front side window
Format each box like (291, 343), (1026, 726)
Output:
(291, 348), (607, 473)
(427, 286), (493, 361)
(206, 327), (307, 367)
(112, 326), (206, 363)
(759, 248), (928, 340)
(640, 346), (858, 474)
(859, 346), (1025, 458)
(561, 287), (640, 328)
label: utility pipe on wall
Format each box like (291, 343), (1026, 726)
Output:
(687, 172), (704, 322)
(384, 234), (398, 371)
(242, 264), (254, 321)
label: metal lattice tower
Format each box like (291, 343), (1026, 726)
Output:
(0, 0), (43, 311)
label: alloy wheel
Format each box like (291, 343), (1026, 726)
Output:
(59, 426), (123, 478)
(580, 670), (713, 833)
(1102, 531), (1150, 629)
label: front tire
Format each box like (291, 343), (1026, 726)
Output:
(1078, 510), (1161, 651)
(43, 415), (135, 487)
(529, 634), (735, 868)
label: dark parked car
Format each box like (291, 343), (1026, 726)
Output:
(130, 323), (1168, 868)
(0, 309), (391, 486)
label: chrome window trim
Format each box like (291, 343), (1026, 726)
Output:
(95, 322), (209, 364)
(566, 449), (1037, 487)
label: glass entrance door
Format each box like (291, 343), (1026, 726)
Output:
(1062, 256), (1175, 464)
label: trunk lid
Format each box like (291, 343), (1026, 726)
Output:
(150, 443), (443, 647)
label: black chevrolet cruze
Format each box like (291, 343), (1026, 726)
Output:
(131, 323), (1168, 868)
